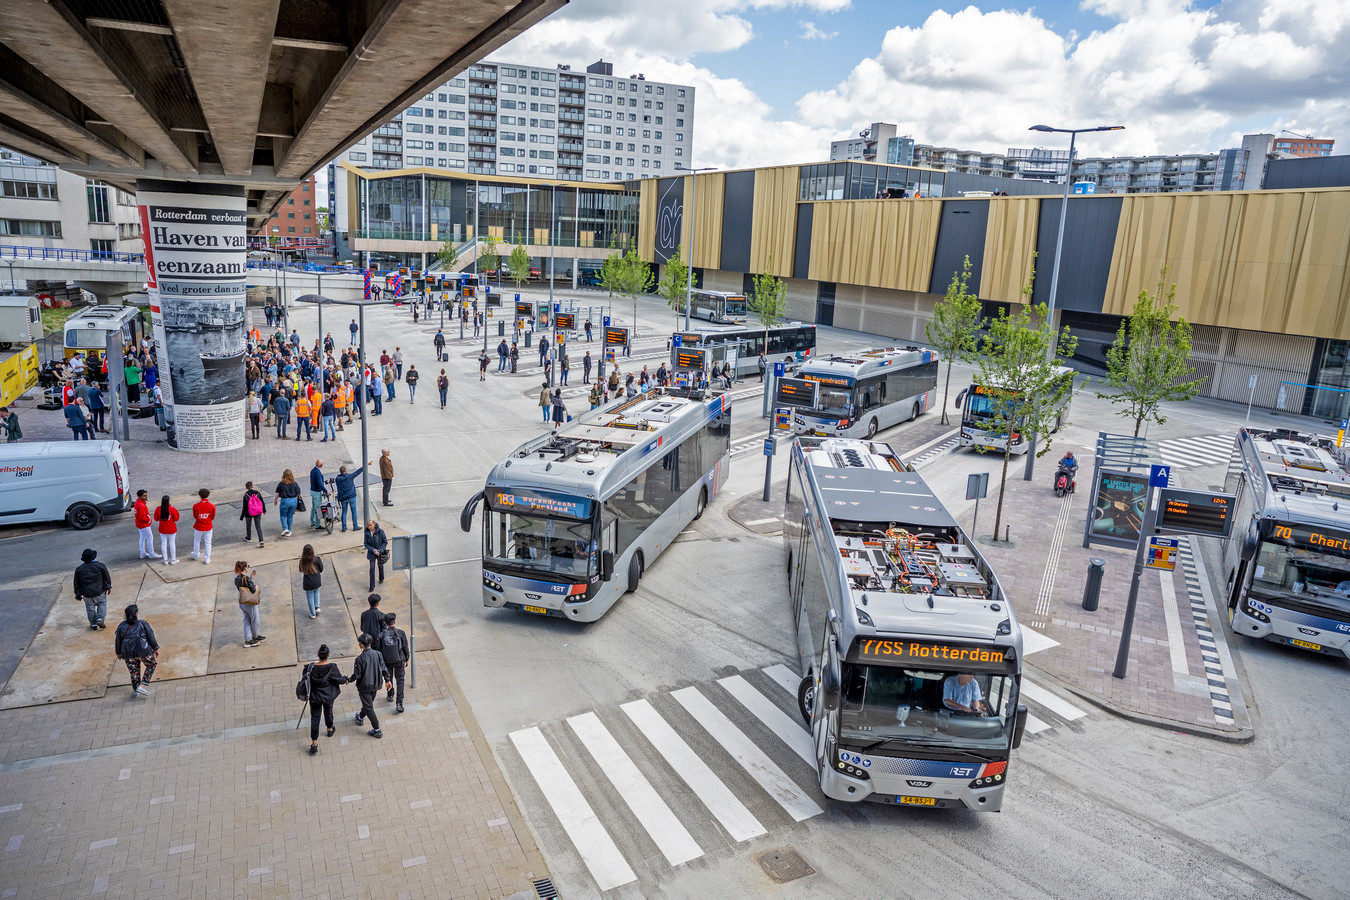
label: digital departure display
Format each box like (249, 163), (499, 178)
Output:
(802, 373), (854, 387)
(1265, 522), (1350, 557)
(605, 327), (629, 347)
(675, 332), (703, 346)
(491, 490), (592, 520)
(775, 377), (818, 408)
(516, 302), (532, 318)
(674, 348), (706, 372)
(848, 639), (1012, 672)
(1156, 489), (1235, 538)
(555, 313), (576, 330)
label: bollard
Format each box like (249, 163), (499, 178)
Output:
(1082, 558), (1106, 611)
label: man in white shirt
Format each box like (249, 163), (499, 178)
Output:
(942, 673), (989, 716)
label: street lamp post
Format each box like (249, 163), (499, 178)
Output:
(1022, 123), (1124, 481)
(676, 165), (717, 332)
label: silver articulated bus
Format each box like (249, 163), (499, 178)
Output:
(784, 437), (1028, 810)
(1224, 428), (1350, 659)
(461, 387), (731, 622)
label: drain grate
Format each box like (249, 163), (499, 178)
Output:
(756, 847), (815, 884)
(533, 877), (560, 899)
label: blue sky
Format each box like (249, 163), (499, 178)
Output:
(496, 0), (1346, 170)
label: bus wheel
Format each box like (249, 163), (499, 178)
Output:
(910, 402), (920, 422)
(693, 485), (708, 520)
(67, 502), (100, 531)
(797, 675), (815, 724)
(866, 417), (878, 439)
(627, 552), (644, 593)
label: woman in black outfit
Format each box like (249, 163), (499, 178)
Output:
(307, 644), (346, 755)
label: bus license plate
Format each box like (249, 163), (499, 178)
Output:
(898, 796), (936, 806)
(521, 605), (548, 615)
(1290, 638), (1321, 650)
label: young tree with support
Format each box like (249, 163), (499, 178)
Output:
(609, 238), (653, 339)
(1105, 268), (1203, 438)
(435, 238), (459, 273)
(478, 236), (501, 289)
(976, 266), (1078, 542)
(750, 256), (788, 347)
(658, 246), (690, 326)
(507, 245), (531, 293)
(925, 256), (984, 425)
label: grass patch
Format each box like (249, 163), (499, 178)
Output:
(40, 305), (79, 336)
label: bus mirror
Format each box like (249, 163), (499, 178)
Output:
(601, 550), (614, 581)
(821, 661), (841, 712)
(1239, 525), (1261, 562)
(459, 490), (484, 533)
(954, 389), (966, 409)
(1012, 704), (1028, 749)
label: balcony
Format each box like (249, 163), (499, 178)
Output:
(559, 109), (584, 122)
(558, 124), (583, 137)
(373, 125), (402, 137)
(468, 67), (497, 81)
(468, 101), (497, 113)
(468, 164), (496, 175)
(559, 75), (585, 90)
(557, 152), (582, 164)
(467, 131), (496, 145)
(468, 85), (497, 97)
(372, 140), (401, 153)
(558, 139), (583, 152)
(559, 93), (584, 107)
(468, 116), (496, 128)
(468, 149), (496, 161)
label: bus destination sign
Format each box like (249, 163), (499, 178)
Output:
(674, 348), (706, 372)
(775, 377), (818, 408)
(1264, 522), (1350, 556)
(848, 639), (1012, 672)
(1156, 488), (1235, 538)
(604, 326), (628, 347)
(491, 490), (592, 520)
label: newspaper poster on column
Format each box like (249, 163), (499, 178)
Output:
(136, 184), (247, 451)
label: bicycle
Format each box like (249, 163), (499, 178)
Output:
(317, 479), (341, 535)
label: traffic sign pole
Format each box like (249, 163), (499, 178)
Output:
(1113, 464), (1168, 679)
(763, 362), (786, 502)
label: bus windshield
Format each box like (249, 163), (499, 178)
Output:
(839, 664), (1018, 753)
(725, 297), (748, 316)
(485, 508), (597, 579)
(964, 390), (1000, 421)
(1251, 537), (1350, 618)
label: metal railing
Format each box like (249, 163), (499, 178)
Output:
(245, 260), (363, 274)
(0, 243), (144, 264)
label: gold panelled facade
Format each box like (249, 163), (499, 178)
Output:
(749, 165), (799, 276)
(807, 199), (940, 292)
(982, 197), (1041, 303)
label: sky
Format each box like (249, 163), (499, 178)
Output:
(492, 0), (1349, 170)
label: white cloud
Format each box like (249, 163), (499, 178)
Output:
(799, 21), (838, 40)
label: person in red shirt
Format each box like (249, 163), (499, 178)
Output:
(154, 495), (179, 565)
(191, 488), (215, 565)
(133, 490), (154, 559)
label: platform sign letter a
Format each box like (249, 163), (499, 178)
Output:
(1149, 465), (1170, 488)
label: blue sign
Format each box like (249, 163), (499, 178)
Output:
(672, 334), (682, 348)
(1149, 464), (1171, 488)
(773, 362), (786, 378)
(763, 438), (775, 456)
(554, 302), (560, 314)
(1342, 419), (1348, 430)
(603, 316), (611, 327)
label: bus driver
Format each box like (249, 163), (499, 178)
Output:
(942, 673), (990, 716)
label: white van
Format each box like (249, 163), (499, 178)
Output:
(0, 441), (131, 530)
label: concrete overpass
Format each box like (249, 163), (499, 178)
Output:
(0, 0), (567, 229)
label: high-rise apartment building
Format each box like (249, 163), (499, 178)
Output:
(1273, 135), (1335, 158)
(0, 149), (142, 256)
(829, 123), (896, 162)
(334, 58), (694, 183)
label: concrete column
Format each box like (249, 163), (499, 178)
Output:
(136, 180), (248, 451)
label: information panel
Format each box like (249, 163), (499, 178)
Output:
(515, 302), (532, 319)
(1089, 469), (1149, 546)
(774, 377), (818, 408)
(555, 313), (576, 330)
(1156, 489), (1236, 538)
(674, 348), (706, 372)
(490, 489), (592, 520)
(604, 326), (629, 347)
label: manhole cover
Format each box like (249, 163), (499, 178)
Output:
(756, 847), (814, 884)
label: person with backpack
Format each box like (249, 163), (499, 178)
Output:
(241, 482), (266, 548)
(348, 632), (390, 738)
(437, 369), (450, 407)
(114, 604), (159, 698)
(379, 612), (411, 713)
(303, 643), (346, 755)
(477, 352), (488, 382)
(234, 560), (266, 648)
(300, 544), (324, 617)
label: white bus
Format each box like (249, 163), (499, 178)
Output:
(955, 365), (1074, 454)
(1223, 428), (1350, 660)
(63, 305), (145, 359)
(672, 323), (817, 377)
(788, 346), (939, 439)
(460, 387), (731, 622)
(784, 437), (1027, 810)
(676, 289), (748, 324)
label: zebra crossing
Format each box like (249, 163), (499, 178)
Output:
(1158, 433), (1236, 469)
(506, 663), (1090, 893)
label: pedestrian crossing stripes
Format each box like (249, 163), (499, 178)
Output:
(506, 665), (1090, 893)
(1178, 539), (1237, 726)
(1158, 433), (1236, 469)
(906, 436), (960, 470)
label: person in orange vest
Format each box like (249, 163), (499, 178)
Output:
(308, 391), (321, 435)
(294, 391), (312, 441)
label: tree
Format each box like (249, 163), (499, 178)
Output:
(658, 246), (690, 326)
(600, 236), (652, 338)
(1105, 268), (1204, 438)
(975, 263), (1078, 542)
(315, 206), (331, 231)
(599, 236), (623, 299)
(478, 235), (501, 286)
(750, 256), (788, 352)
(507, 244), (531, 291)
(435, 238), (459, 273)
(925, 256), (985, 424)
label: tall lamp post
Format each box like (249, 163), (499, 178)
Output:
(675, 164), (717, 331)
(1022, 122), (1124, 481)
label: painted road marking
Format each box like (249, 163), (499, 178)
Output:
(717, 675), (815, 767)
(763, 664), (800, 696)
(1020, 680), (1086, 721)
(1024, 714), (1052, 735)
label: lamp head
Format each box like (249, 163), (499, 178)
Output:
(1029, 125), (1056, 132)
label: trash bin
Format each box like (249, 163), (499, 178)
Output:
(524, 331), (532, 348)
(497, 321), (505, 337)
(1082, 558), (1106, 611)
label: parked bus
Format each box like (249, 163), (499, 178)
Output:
(788, 346), (939, 439)
(63, 305), (145, 359)
(784, 437), (1027, 809)
(672, 323), (817, 377)
(675, 289), (748, 324)
(1223, 428), (1350, 660)
(954, 365), (1074, 454)
(460, 387), (731, 622)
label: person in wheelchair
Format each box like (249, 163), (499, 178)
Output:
(942, 673), (990, 717)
